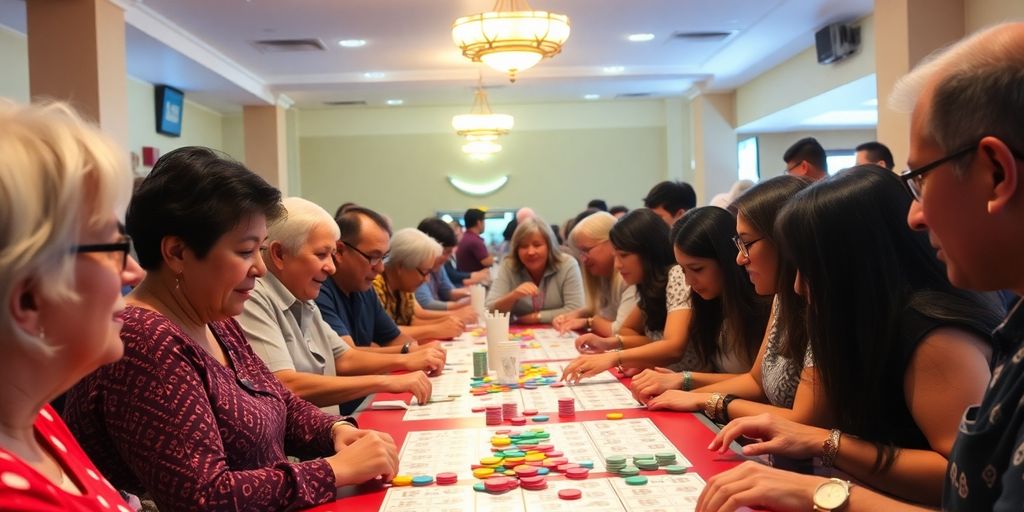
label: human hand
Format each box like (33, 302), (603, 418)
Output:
(574, 333), (617, 353)
(452, 305), (476, 324)
(630, 367), (684, 403)
(331, 422), (369, 452)
(404, 345), (446, 376)
(328, 431), (399, 486)
(513, 282), (539, 298)
(644, 390), (710, 412)
(560, 352), (618, 384)
(696, 460), (823, 512)
(707, 413), (828, 459)
(433, 316), (465, 339)
(384, 371), (432, 405)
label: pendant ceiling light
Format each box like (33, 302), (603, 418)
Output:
(452, 0), (570, 82)
(452, 79), (514, 143)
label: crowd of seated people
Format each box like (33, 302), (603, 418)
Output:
(1, 21), (1023, 512)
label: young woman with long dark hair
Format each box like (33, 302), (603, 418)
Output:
(706, 166), (1003, 506)
(563, 207), (769, 385)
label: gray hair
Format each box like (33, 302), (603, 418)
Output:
(387, 228), (442, 270)
(269, 197), (340, 255)
(890, 22), (1024, 174)
(0, 101), (131, 355)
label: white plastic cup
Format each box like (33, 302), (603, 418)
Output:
(485, 314), (510, 371)
(495, 341), (521, 385)
(470, 285), (486, 324)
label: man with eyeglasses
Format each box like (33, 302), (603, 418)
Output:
(783, 137), (828, 181)
(315, 207), (445, 370)
(695, 22), (1024, 512)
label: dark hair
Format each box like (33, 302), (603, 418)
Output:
(730, 175), (813, 362)
(783, 137), (827, 173)
(855, 141), (895, 169)
(776, 165), (1003, 472)
(336, 206), (391, 245)
(587, 199), (608, 211)
(609, 209), (674, 333)
(502, 218), (517, 242)
(417, 217), (457, 248)
(642, 181), (697, 215)
(334, 202), (357, 219)
(565, 207), (601, 239)
(609, 205), (629, 216)
(672, 207), (770, 369)
(127, 146), (284, 270)
(550, 224), (564, 246)
(464, 208), (486, 229)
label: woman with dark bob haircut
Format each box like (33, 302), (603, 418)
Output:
(563, 207), (770, 385)
(65, 147), (398, 511)
(705, 166), (1003, 506)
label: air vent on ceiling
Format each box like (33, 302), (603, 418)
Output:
(670, 31), (736, 42)
(252, 38), (327, 53)
(615, 92), (652, 99)
(323, 100), (367, 106)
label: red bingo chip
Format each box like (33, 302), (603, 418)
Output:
(558, 488), (582, 500)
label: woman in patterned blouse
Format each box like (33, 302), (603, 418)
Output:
(0, 101), (142, 511)
(64, 146), (398, 511)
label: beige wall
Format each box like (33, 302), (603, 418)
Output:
(965, 0), (1024, 31)
(746, 129), (877, 180)
(736, 16), (876, 128)
(126, 77), (226, 174)
(297, 101), (677, 229)
(299, 127), (666, 231)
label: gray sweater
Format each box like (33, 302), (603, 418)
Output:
(485, 256), (585, 323)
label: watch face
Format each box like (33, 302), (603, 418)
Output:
(814, 481), (849, 508)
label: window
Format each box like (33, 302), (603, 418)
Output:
(826, 149), (857, 175)
(737, 137), (760, 182)
(437, 209), (515, 247)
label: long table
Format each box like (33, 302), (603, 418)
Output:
(307, 329), (748, 511)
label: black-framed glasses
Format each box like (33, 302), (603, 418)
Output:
(342, 240), (388, 266)
(414, 266), (432, 277)
(75, 236), (132, 271)
(576, 240), (608, 260)
(732, 235), (762, 259)
(899, 144), (977, 201)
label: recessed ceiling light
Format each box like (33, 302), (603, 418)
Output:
(338, 39), (367, 48)
(363, 72), (385, 79)
(584, 94), (600, 100)
(386, 99), (404, 106)
(627, 33), (655, 42)
(602, 66), (625, 73)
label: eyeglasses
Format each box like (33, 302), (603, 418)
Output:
(342, 240), (388, 266)
(75, 236), (133, 271)
(414, 267), (431, 277)
(732, 235), (762, 259)
(899, 144), (977, 201)
(576, 240), (608, 260)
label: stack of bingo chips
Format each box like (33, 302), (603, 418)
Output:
(485, 404), (503, 425)
(502, 402), (518, 419)
(633, 454), (660, 471)
(473, 351), (488, 378)
(604, 455), (627, 473)
(655, 452), (678, 467)
(558, 397), (575, 417)
(435, 472), (458, 485)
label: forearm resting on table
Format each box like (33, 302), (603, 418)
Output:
(274, 370), (384, 407)
(835, 436), (947, 506)
(337, 347), (409, 374)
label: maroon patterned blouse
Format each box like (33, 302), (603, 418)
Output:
(64, 306), (344, 511)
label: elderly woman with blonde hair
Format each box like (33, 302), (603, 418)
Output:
(486, 217), (585, 324)
(0, 101), (143, 510)
(373, 228), (469, 340)
(552, 211), (637, 336)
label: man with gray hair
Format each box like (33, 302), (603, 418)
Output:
(694, 22), (1024, 512)
(238, 198), (439, 413)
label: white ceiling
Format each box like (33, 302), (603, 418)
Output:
(1, 0), (874, 125)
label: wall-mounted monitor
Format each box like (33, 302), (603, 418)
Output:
(155, 85), (184, 137)
(737, 136), (759, 182)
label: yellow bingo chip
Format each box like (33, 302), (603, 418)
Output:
(392, 475), (413, 486)
(606, 412), (624, 420)
(480, 456), (503, 466)
(473, 468), (495, 479)
(524, 453), (546, 462)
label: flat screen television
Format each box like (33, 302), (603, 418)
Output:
(155, 85), (184, 137)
